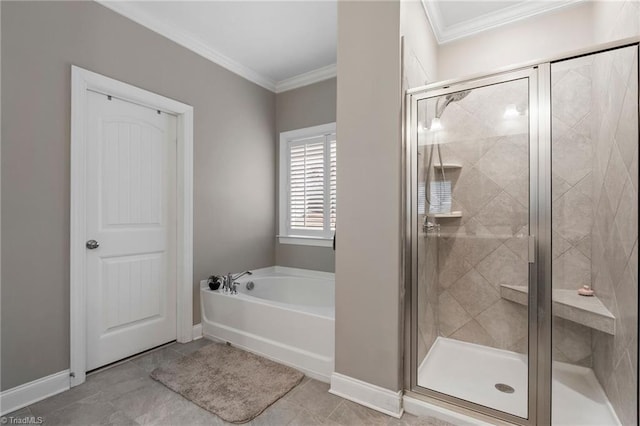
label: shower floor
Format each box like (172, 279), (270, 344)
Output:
(417, 337), (620, 425)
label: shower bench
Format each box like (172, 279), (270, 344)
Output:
(500, 284), (616, 335)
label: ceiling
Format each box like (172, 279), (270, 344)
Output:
(99, 1), (581, 92)
(99, 1), (337, 93)
(422, 0), (583, 44)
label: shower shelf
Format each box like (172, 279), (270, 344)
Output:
(500, 284), (615, 335)
(427, 211), (463, 218)
(433, 163), (462, 170)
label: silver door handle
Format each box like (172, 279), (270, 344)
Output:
(86, 240), (100, 250)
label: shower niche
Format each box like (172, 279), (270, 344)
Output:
(407, 43), (638, 426)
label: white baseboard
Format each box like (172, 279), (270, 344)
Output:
(192, 323), (203, 340)
(0, 370), (70, 416)
(329, 372), (403, 418)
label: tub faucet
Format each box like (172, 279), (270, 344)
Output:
(233, 270), (253, 281)
(222, 273), (232, 293)
(224, 271), (252, 294)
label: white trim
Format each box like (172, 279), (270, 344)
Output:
(192, 323), (203, 340)
(70, 65), (194, 387)
(0, 370), (70, 416)
(329, 373), (404, 419)
(422, 0), (583, 44)
(96, 1), (335, 93)
(277, 236), (333, 247)
(275, 64), (337, 93)
(96, 1), (276, 92)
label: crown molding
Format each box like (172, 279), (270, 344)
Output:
(97, 1), (278, 91)
(275, 63), (337, 93)
(422, 0), (584, 44)
(97, 1), (336, 93)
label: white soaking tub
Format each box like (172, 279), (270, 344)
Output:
(200, 266), (335, 381)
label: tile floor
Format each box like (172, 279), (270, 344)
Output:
(3, 339), (454, 426)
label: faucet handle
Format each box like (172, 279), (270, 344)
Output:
(222, 273), (232, 293)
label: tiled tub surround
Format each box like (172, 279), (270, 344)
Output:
(587, 46), (639, 426)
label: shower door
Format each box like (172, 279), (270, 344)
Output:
(408, 68), (538, 424)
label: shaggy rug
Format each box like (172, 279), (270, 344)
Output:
(150, 343), (304, 424)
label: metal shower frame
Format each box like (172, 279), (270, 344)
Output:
(403, 36), (640, 426)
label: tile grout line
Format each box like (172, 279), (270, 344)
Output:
(324, 399), (345, 421)
(105, 400), (138, 425)
(34, 390), (105, 419)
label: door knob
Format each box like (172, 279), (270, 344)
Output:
(86, 240), (100, 250)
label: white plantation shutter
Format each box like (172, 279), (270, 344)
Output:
(289, 137), (325, 231)
(285, 130), (336, 239)
(329, 137), (337, 231)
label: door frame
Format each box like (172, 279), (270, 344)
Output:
(69, 65), (194, 387)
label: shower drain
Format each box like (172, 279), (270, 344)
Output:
(495, 383), (515, 394)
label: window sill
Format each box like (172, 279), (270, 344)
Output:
(277, 235), (333, 247)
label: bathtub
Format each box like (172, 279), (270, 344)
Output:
(200, 266), (335, 382)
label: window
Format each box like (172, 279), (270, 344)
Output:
(279, 123), (336, 247)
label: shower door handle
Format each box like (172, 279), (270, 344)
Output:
(528, 236), (535, 263)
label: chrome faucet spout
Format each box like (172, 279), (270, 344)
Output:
(224, 270), (252, 294)
(232, 270), (253, 281)
(222, 272), (233, 293)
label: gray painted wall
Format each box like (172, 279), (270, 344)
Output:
(335, 1), (403, 390)
(275, 78), (336, 272)
(1, 1), (275, 391)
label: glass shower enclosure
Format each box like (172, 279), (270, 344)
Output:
(406, 41), (639, 425)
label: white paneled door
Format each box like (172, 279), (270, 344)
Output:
(85, 91), (177, 370)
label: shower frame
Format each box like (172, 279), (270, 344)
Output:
(403, 37), (640, 426)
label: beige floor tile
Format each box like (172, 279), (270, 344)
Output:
(41, 393), (137, 426)
(29, 380), (102, 418)
(172, 338), (214, 356)
(131, 347), (183, 373)
(327, 400), (390, 426)
(284, 379), (343, 419)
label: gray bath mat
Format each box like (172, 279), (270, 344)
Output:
(150, 343), (304, 424)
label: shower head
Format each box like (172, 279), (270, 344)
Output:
(447, 90), (471, 103)
(435, 89), (471, 119)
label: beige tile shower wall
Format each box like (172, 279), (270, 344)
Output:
(550, 57), (596, 367)
(552, 56), (594, 283)
(417, 149), (439, 365)
(590, 45), (638, 426)
(417, 230), (439, 364)
(429, 76), (596, 365)
(426, 80), (531, 353)
(593, 0), (640, 46)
